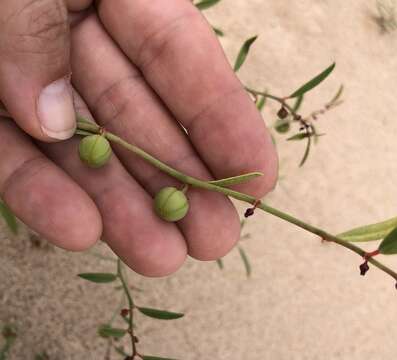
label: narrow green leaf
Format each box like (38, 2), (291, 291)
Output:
(75, 129), (94, 137)
(196, 0), (221, 11)
(234, 36), (258, 72)
(287, 133), (310, 141)
(216, 258), (224, 270)
(238, 246), (252, 278)
(77, 273), (117, 283)
(337, 216), (397, 242)
(378, 226), (397, 255)
(328, 84), (344, 105)
(114, 346), (128, 356)
(97, 324), (127, 339)
(209, 172), (263, 187)
(212, 26), (224, 37)
(137, 307), (184, 320)
(289, 63), (336, 98)
(256, 96), (266, 111)
(0, 201), (18, 235)
(274, 119), (291, 134)
(142, 356), (178, 360)
(292, 94), (304, 112)
(299, 135), (312, 167)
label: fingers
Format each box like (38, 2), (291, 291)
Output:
(0, 118), (101, 250)
(0, 0), (75, 141)
(70, 15), (241, 260)
(40, 92), (187, 276)
(96, 0), (278, 198)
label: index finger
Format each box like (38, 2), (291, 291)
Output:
(96, 0), (278, 198)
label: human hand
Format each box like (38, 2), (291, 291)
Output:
(0, 0), (278, 276)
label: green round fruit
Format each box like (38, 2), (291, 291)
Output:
(79, 135), (112, 168)
(154, 187), (189, 222)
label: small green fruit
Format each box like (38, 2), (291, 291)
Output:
(79, 135), (112, 168)
(154, 187), (189, 222)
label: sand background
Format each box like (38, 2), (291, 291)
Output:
(2, 1), (397, 359)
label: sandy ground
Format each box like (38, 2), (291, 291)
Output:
(2, 1), (397, 359)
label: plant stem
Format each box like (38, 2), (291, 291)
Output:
(78, 120), (397, 283)
(117, 258), (138, 358)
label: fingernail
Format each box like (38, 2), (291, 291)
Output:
(37, 77), (76, 140)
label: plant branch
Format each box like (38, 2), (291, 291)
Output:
(117, 258), (138, 358)
(78, 120), (397, 283)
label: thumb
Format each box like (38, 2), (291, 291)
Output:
(0, 0), (75, 141)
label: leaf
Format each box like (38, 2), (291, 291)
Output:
(292, 94), (304, 112)
(114, 346), (129, 356)
(256, 96), (266, 111)
(97, 324), (127, 339)
(142, 356), (178, 360)
(0, 201), (18, 235)
(274, 119), (290, 134)
(287, 133), (310, 141)
(216, 258), (224, 270)
(75, 129), (94, 137)
(212, 26), (224, 36)
(233, 36), (258, 72)
(289, 63), (336, 98)
(378, 226), (397, 255)
(328, 84), (344, 105)
(238, 246), (252, 278)
(195, 0), (221, 11)
(299, 135), (312, 167)
(209, 172), (263, 187)
(77, 273), (117, 283)
(337, 216), (397, 242)
(137, 307), (184, 320)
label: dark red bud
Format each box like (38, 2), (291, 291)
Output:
(277, 107), (289, 119)
(359, 261), (370, 276)
(120, 309), (129, 317)
(244, 208), (255, 218)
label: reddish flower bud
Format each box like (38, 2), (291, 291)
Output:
(120, 309), (129, 317)
(277, 107), (289, 119)
(359, 261), (369, 276)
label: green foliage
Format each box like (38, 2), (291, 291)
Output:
(299, 136), (312, 167)
(234, 36), (258, 72)
(216, 258), (224, 270)
(97, 324), (127, 339)
(209, 172), (263, 187)
(77, 273), (118, 283)
(337, 216), (397, 242)
(0, 201), (18, 235)
(212, 26), (224, 36)
(275, 119), (291, 134)
(256, 96), (266, 111)
(378, 226), (397, 254)
(195, 0), (222, 11)
(238, 246), (252, 277)
(289, 63), (336, 98)
(0, 325), (17, 360)
(137, 307), (184, 320)
(287, 133), (311, 141)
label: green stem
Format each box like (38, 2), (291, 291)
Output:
(78, 120), (397, 282)
(245, 87), (295, 114)
(117, 258), (138, 357)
